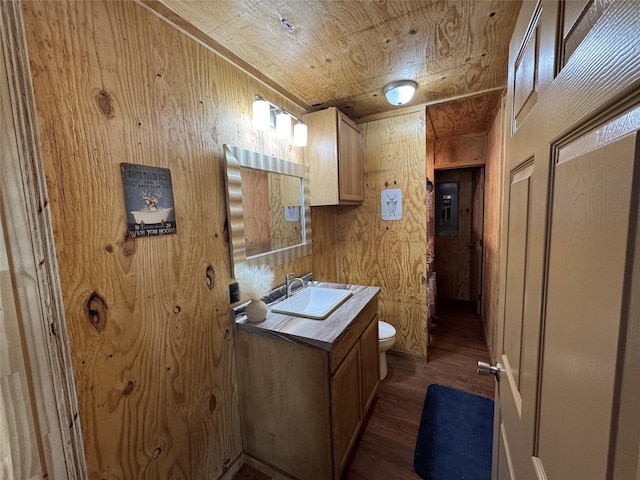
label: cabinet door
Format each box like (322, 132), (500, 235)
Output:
(337, 112), (364, 203)
(360, 315), (379, 413)
(331, 342), (362, 479)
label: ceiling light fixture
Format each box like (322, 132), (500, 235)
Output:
(252, 94), (307, 147)
(383, 80), (418, 106)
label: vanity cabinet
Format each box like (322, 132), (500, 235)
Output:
(303, 107), (364, 205)
(234, 293), (379, 480)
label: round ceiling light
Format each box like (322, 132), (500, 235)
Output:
(383, 80), (418, 106)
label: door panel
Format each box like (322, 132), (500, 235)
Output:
(502, 163), (533, 393)
(537, 131), (639, 479)
(497, 424), (515, 480)
(497, 2), (640, 478)
(497, 160), (538, 480)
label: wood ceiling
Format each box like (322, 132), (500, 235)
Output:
(144, 0), (521, 134)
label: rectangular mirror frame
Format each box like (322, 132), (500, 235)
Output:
(223, 144), (312, 277)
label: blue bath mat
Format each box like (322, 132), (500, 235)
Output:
(414, 384), (494, 480)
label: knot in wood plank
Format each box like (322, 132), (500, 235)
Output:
(205, 265), (215, 290)
(86, 292), (107, 333)
(94, 89), (114, 118)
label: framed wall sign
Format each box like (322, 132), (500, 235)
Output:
(121, 163), (177, 237)
(381, 188), (403, 220)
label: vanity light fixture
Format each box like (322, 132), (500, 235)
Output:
(252, 94), (307, 146)
(383, 80), (418, 106)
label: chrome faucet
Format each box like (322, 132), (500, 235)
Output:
(285, 272), (305, 298)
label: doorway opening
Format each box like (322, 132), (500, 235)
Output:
(433, 166), (485, 316)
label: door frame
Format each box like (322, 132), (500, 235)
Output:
(1, 2), (86, 477)
(433, 165), (486, 308)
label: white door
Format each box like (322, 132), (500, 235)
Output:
(495, 2), (640, 479)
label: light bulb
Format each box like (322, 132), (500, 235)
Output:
(275, 111), (292, 139)
(252, 98), (270, 130)
(293, 123), (307, 147)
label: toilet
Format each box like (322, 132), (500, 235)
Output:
(378, 321), (396, 380)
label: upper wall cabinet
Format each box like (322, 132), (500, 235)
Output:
(303, 107), (364, 206)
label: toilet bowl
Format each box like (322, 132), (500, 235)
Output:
(378, 321), (396, 380)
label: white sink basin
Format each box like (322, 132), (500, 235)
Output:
(271, 287), (353, 319)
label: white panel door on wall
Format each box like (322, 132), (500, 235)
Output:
(495, 2), (640, 479)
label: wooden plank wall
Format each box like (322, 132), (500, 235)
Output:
(482, 102), (505, 362)
(434, 133), (487, 168)
(329, 112), (427, 356)
(21, 1), (311, 478)
(311, 206), (338, 281)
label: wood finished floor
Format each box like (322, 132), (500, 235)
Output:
(233, 300), (495, 480)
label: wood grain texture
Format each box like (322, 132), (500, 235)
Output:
(150, 0), (521, 120)
(234, 330), (333, 480)
(330, 111), (427, 356)
(360, 315), (379, 413)
(332, 343), (363, 479)
(310, 206), (338, 281)
(337, 112), (364, 203)
(19, 1), (310, 477)
(428, 90), (502, 138)
(1, 3), (84, 476)
(303, 107), (364, 205)
(434, 132), (487, 168)
(482, 101), (504, 362)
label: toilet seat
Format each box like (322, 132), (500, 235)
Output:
(379, 321), (396, 340)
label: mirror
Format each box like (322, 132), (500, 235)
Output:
(223, 145), (312, 277)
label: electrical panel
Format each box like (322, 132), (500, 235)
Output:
(435, 182), (459, 237)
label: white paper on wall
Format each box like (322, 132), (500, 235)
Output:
(381, 188), (402, 220)
(284, 205), (300, 222)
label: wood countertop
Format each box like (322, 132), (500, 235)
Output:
(233, 282), (380, 352)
